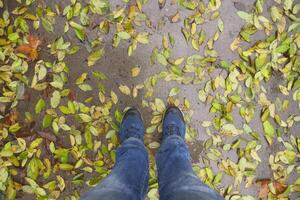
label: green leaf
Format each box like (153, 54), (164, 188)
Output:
(117, 31), (131, 39)
(136, 32), (149, 44)
(54, 149), (69, 163)
(59, 106), (70, 114)
(293, 78), (300, 90)
(255, 53), (267, 69)
(220, 124), (243, 136)
(119, 84), (131, 96)
(50, 91), (61, 108)
(41, 17), (54, 33)
(263, 120), (274, 137)
(155, 98), (165, 113)
(85, 130), (93, 149)
(59, 163), (74, 170)
(237, 11), (253, 23)
(79, 113), (92, 122)
(146, 125), (157, 134)
(27, 157), (42, 180)
(157, 53), (168, 66)
(198, 89), (207, 102)
(36, 187), (46, 196)
(92, 71), (107, 80)
(88, 49), (104, 67)
(169, 87), (181, 96)
(30, 138), (43, 149)
(35, 98), (45, 114)
(70, 21), (85, 41)
(8, 32), (19, 41)
(217, 18), (224, 32)
(78, 83), (93, 91)
(25, 177), (38, 189)
(42, 114), (53, 129)
(198, 30), (206, 45)
(275, 44), (290, 53)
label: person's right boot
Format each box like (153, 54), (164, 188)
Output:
(162, 106), (186, 140)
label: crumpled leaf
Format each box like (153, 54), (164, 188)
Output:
(257, 179), (270, 198)
(16, 35), (42, 61)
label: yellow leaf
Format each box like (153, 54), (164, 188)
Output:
(230, 37), (241, 51)
(119, 84), (131, 96)
(131, 66), (141, 77)
(191, 23), (197, 35)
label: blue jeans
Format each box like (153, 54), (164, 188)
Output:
(81, 136), (224, 200)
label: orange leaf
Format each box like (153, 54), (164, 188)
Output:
(257, 179), (270, 199)
(15, 35), (42, 61)
(28, 35), (42, 49)
(29, 49), (38, 61)
(16, 45), (32, 54)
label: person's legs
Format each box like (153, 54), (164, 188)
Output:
(81, 108), (149, 200)
(156, 106), (224, 200)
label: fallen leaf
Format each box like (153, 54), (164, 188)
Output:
(131, 66), (141, 77)
(119, 84), (131, 96)
(257, 179), (270, 199)
(274, 181), (287, 195)
(169, 11), (180, 23)
(87, 49), (104, 67)
(16, 35), (42, 61)
(158, 0), (166, 9)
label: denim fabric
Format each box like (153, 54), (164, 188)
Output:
(156, 135), (224, 200)
(81, 138), (149, 200)
(82, 135), (224, 200)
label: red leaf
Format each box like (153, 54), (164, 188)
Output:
(256, 179), (270, 199)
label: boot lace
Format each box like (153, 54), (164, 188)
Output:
(124, 126), (143, 140)
(166, 124), (180, 136)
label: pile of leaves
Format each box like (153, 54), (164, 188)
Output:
(0, 0), (299, 199)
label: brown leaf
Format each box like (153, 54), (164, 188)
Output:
(274, 181), (287, 195)
(169, 11), (180, 23)
(16, 35), (42, 61)
(3, 110), (18, 125)
(15, 128), (34, 138)
(256, 179), (270, 199)
(158, 0), (166, 9)
(37, 131), (57, 142)
(68, 90), (76, 100)
(15, 45), (32, 55)
(27, 35), (42, 49)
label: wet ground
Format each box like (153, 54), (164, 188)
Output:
(3, 0), (299, 199)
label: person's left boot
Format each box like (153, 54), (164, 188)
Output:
(119, 108), (144, 143)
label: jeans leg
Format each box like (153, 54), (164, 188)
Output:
(156, 135), (224, 200)
(81, 138), (149, 200)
